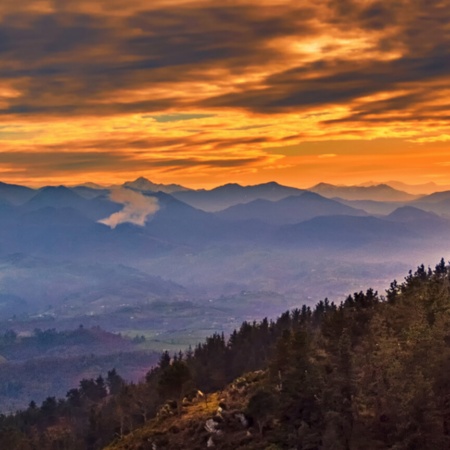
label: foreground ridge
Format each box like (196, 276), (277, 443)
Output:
(2, 259), (450, 449)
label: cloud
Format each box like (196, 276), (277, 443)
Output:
(98, 188), (159, 229)
(0, 2), (318, 118)
(0, 1), (448, 121)
(0, 0), (449, 186)
(149, 114), (216, 123)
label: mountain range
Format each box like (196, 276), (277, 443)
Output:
(216, 191), (367, 225)
(308, 182), (419, 202)
(0, 177), (449, 321)
(123, 177), (189, 194)
(170, 181), (305, 211)
(360, 180), (450, 195)
(1, 176), (450, 420)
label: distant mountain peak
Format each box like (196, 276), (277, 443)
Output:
(311, 182), (335, 188)
(260, 181), (281, 186)
(172, 181), (304, 211)
(40, 185), (72, 192)
(130, 176), (156, 186)
(123, 177), (189, 194)
(0, 181), (30, 188)
(216, 183), (243, 189)
(37, 185), (83, 198)
(74, 182), (107, 189)
(124, 177), (154, 188)
(312, 182), (394, 190)
(387, 205), (443, 222)
(308, 182), (417, 202)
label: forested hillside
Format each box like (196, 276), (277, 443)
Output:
(1, 260), (450, 449)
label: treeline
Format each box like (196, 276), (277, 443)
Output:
(0, 351), (159, 416)
(0, 326), (140, 359)
(2, 260), (450, 449)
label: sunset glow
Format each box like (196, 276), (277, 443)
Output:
(0, 0), (449, 187)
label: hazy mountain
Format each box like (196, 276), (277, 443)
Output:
(0, 189), (265, 260)
(309, 182), (418, 202)
(216, 191), (366, 225)
(385, 180), (449, 195)
(0, 252), (186, 315)
(4, 179), (450, 426)
(73, 182), (106, 189)
(24, 186), (90, 209)
(140, 192), (272, 245)
(0, 179), (447, 328)
(22, 186), (121, 220)
(385, 205), (450, 236)
(410, 191), (450, 218)
(0, 181), (36, 205)
(0, 198), (14, 214)
(333, 198), (406, 215)
(359, 180), (450, 195)
(172, 181), (304, 212)
(386, 205), (445, 223)
(413, 190), (450, 204)
(0, 206), (105, 257)
(71, 185), (111, 199)
(277, 215), (418, 249)
(124, 177), (190, 194)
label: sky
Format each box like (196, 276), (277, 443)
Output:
(0, 0), (450, 188)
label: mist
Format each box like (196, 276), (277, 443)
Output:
(98, 188), (159, 229)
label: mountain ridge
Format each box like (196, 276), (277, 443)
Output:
(124, 177), (190, 194)
(216, 191), (367, 225)
(172, 181), (304, 211)
(309, 182), (419, 202)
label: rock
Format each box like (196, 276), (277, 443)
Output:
(207, 436), (215, 447)
(218, 401), (227, 410)
(235, 413), (249, 428)
(205, 419), (219, 434)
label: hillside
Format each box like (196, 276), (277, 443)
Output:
(309, 182), (418, 202)
(172, 182), (304, 212)
(277, 215), (418, 249)
(0, 180), (446, 316)
(0, 181), (36, 205)
(105, 373), (265, 450)
(123, 177), (190, 194)
(2, 261), (450, 449)
(216, 192), (366, 225)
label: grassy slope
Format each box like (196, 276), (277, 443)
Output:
(105, 372), (270, 450)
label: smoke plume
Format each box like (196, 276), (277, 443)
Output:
(98, 188), (159, 229)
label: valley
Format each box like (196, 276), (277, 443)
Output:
(0, 178), (449, 412)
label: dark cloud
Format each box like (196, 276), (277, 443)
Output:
(152, 157), (265, 169)
(0, 0), (447, 122)
(0, 149), (266, 175)
(0, 150), (136, 176)
(0, 126), (274, 178)
(150, 114), (215, 123)
(0, 0), (449, 186)
(196, 1), (450, 118)
(201, 45), (450, 115)
(358, 2), (398, 30)
(0, 3), (317, 117)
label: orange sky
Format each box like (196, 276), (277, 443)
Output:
(0, 0), (449, 188)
